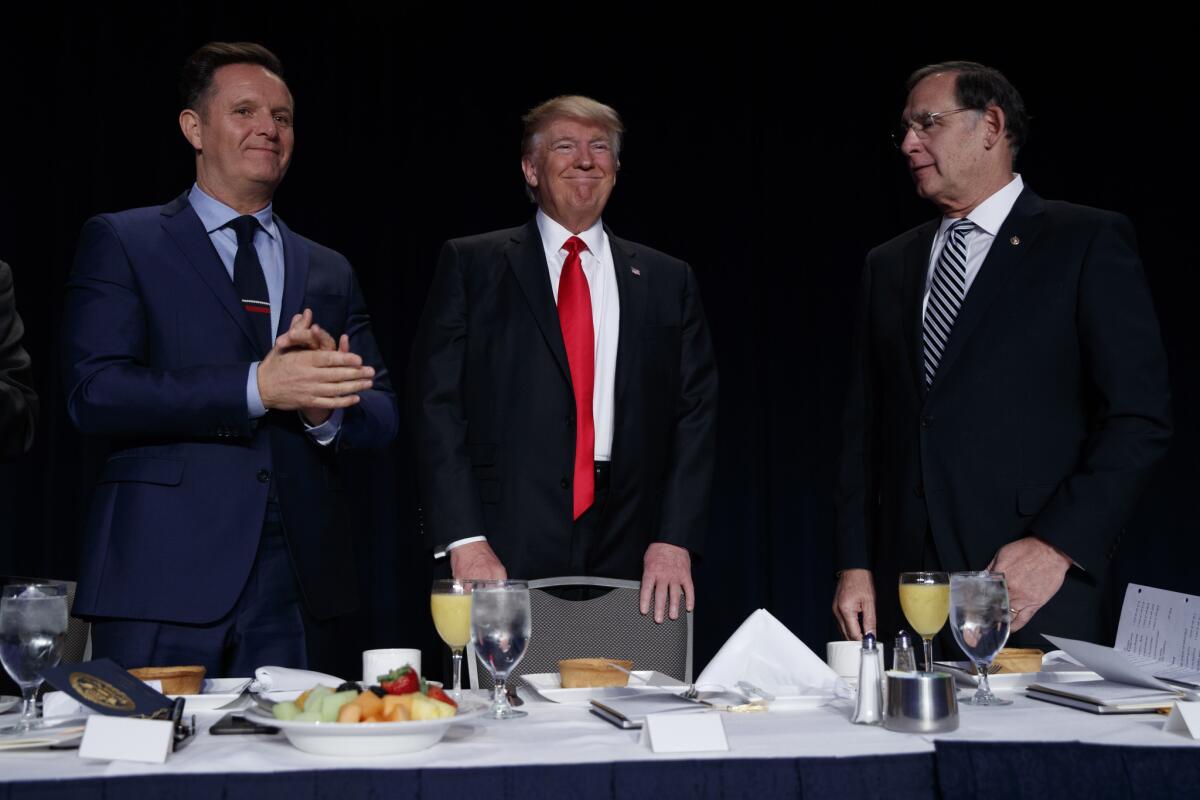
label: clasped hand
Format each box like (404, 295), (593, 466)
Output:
(256, 309), (374, 425)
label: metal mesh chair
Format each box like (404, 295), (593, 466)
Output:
(466, 576), (692, 690)
(0, 576), (91, 695)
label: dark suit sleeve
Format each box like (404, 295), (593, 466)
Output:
(654, 262), (719, 557)
(408, 240), (487, 548)
(0, 261), (37, 459)
(62, 216), (253, 438)
(834, 262), (875, 572)
(331, 264), (398, 452)
(1027, 214), (1173, 570)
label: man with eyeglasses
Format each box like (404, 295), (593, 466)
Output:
(833, 61), (1172, 649)
(409, 95), (718, 623)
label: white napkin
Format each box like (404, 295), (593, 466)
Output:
(252, 666), (344, 692)
(696, 609), (848, 697)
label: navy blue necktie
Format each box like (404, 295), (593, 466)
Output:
(229, 215), (273, 356)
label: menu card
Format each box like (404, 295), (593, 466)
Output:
(1113, 584), (1200, 688)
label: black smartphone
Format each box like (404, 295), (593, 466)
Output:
(209, 712), (279, 735)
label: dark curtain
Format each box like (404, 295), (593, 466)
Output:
(1, 10), (1196, 682)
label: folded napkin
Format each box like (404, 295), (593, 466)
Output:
(696, 609), (848, 698)
(252, 666), (344, 692)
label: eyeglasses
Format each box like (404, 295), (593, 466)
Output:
(892, 108), (975, 149)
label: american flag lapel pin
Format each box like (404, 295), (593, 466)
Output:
(631, 266), (641, 277)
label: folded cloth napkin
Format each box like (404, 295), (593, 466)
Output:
(696, 609), (848, 698)
(252, 666), (344, 692)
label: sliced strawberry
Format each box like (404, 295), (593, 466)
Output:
(425, 684), (458, 708)
(378, 666), (420, 695)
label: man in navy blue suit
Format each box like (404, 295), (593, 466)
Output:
(63, 42), (398, 676)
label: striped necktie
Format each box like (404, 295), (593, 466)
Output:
(922, 218), (974, 387)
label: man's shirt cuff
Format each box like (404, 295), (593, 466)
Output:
(247, 363), (267, 418)
(303, 408), (343, 446)
(434, 536), (488, 559)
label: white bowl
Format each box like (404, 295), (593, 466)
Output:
(248, 696), (486, 756)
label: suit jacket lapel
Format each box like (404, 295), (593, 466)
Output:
(274, 217), (310, 339)
(507, 219), (571, 383)
(608, 229), (645, 415)
(928, 188), (1045, 393)
(902, 221), (939, 398)
(160, 192), (260, 352)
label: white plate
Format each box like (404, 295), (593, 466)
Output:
(0, 696), (19, 714)
(167, 677), (255, 712)
(521, 671), (687, 704)
(0, 718), (86, 751)
(934, 661), (1100, 690)
(247, 696), (487, 756)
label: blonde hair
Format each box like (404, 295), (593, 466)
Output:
(521, 95), (624, 161)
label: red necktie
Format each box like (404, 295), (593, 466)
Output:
(557, 236), (595, 520)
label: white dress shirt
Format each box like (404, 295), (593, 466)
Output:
(535, 208), (620, 462)
(922, 174), (1024, 317)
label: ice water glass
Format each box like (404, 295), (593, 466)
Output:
(470, 580), (530, 719)
(949, 571), (1013, 706)
(0, 582), (69, 732)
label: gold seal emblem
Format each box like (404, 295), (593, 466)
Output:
(70, 672), (136, 712)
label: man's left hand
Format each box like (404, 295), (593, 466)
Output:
(987, 536), (1072, 633)
(640, 542), (694, 623)
(274, 309), (355, 426)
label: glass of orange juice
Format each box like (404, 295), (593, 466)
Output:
(898, 572), (950, 672)
(431, 579), (473, 699)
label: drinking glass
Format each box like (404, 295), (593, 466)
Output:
(899, 572), (949, 672)
(0, 582), (69, 732)
(949, 571), (1013, 706)
(470, 580), (530, 720)
(431, 579), (472, 700)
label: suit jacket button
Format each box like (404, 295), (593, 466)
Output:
(915, 482), (924, 498)
(560, 478), (570, 489)
(920, 416), (933, 429)
(257, 469), (271, 483)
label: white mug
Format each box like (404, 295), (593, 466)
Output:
(362, 648), (422, 685)
(827, 640), (862, 679)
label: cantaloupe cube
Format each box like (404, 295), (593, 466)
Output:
(337, 703), (362, 723)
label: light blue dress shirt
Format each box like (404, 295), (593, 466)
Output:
(188, 184), (341, 442)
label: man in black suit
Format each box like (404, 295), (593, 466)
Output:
(0, 260), (37, 460)
(833, 62), (1172, 648)
(409, 95), (718, 622)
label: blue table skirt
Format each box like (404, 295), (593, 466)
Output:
(3, 743), (1197, 799)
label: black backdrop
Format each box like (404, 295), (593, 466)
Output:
(1, 10), (1196, 681)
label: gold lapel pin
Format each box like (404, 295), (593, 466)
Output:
(1010, 236), (1021, 246)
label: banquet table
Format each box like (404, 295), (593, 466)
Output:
(2, 691), (1198, 799)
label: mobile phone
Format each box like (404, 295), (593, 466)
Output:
(209, 712), (279, 735)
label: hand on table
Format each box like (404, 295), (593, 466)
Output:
(832, 568), (876, 640)
(640, 542), (694, 623)
(987, 536), (1071, 633)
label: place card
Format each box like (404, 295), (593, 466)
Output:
(78, 715), (175, 763)
(1163, 701), (1200, 739)
(642, 711), (729, 753)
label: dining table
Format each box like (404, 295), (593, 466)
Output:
(2, 688), (1199, 799)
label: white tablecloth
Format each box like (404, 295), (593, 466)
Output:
(1, 691), (1197, 783)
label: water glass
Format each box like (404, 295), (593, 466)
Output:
(949, 571), (1013, 706)
(470, 580), (530, 720)
(0, 582), (69, 732)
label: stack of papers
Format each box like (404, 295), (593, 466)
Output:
(1029, 584), (1200, 714)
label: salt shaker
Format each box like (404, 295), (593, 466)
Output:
(851, 633), (884, 724)
(893, 630), (917, 672)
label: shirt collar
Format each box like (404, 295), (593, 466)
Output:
(189, 183), (278, 240)
(536, 208), (605, 257)
(939, 173), (1024, 237)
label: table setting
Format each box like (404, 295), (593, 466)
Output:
(2, 575), (1199, 799)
